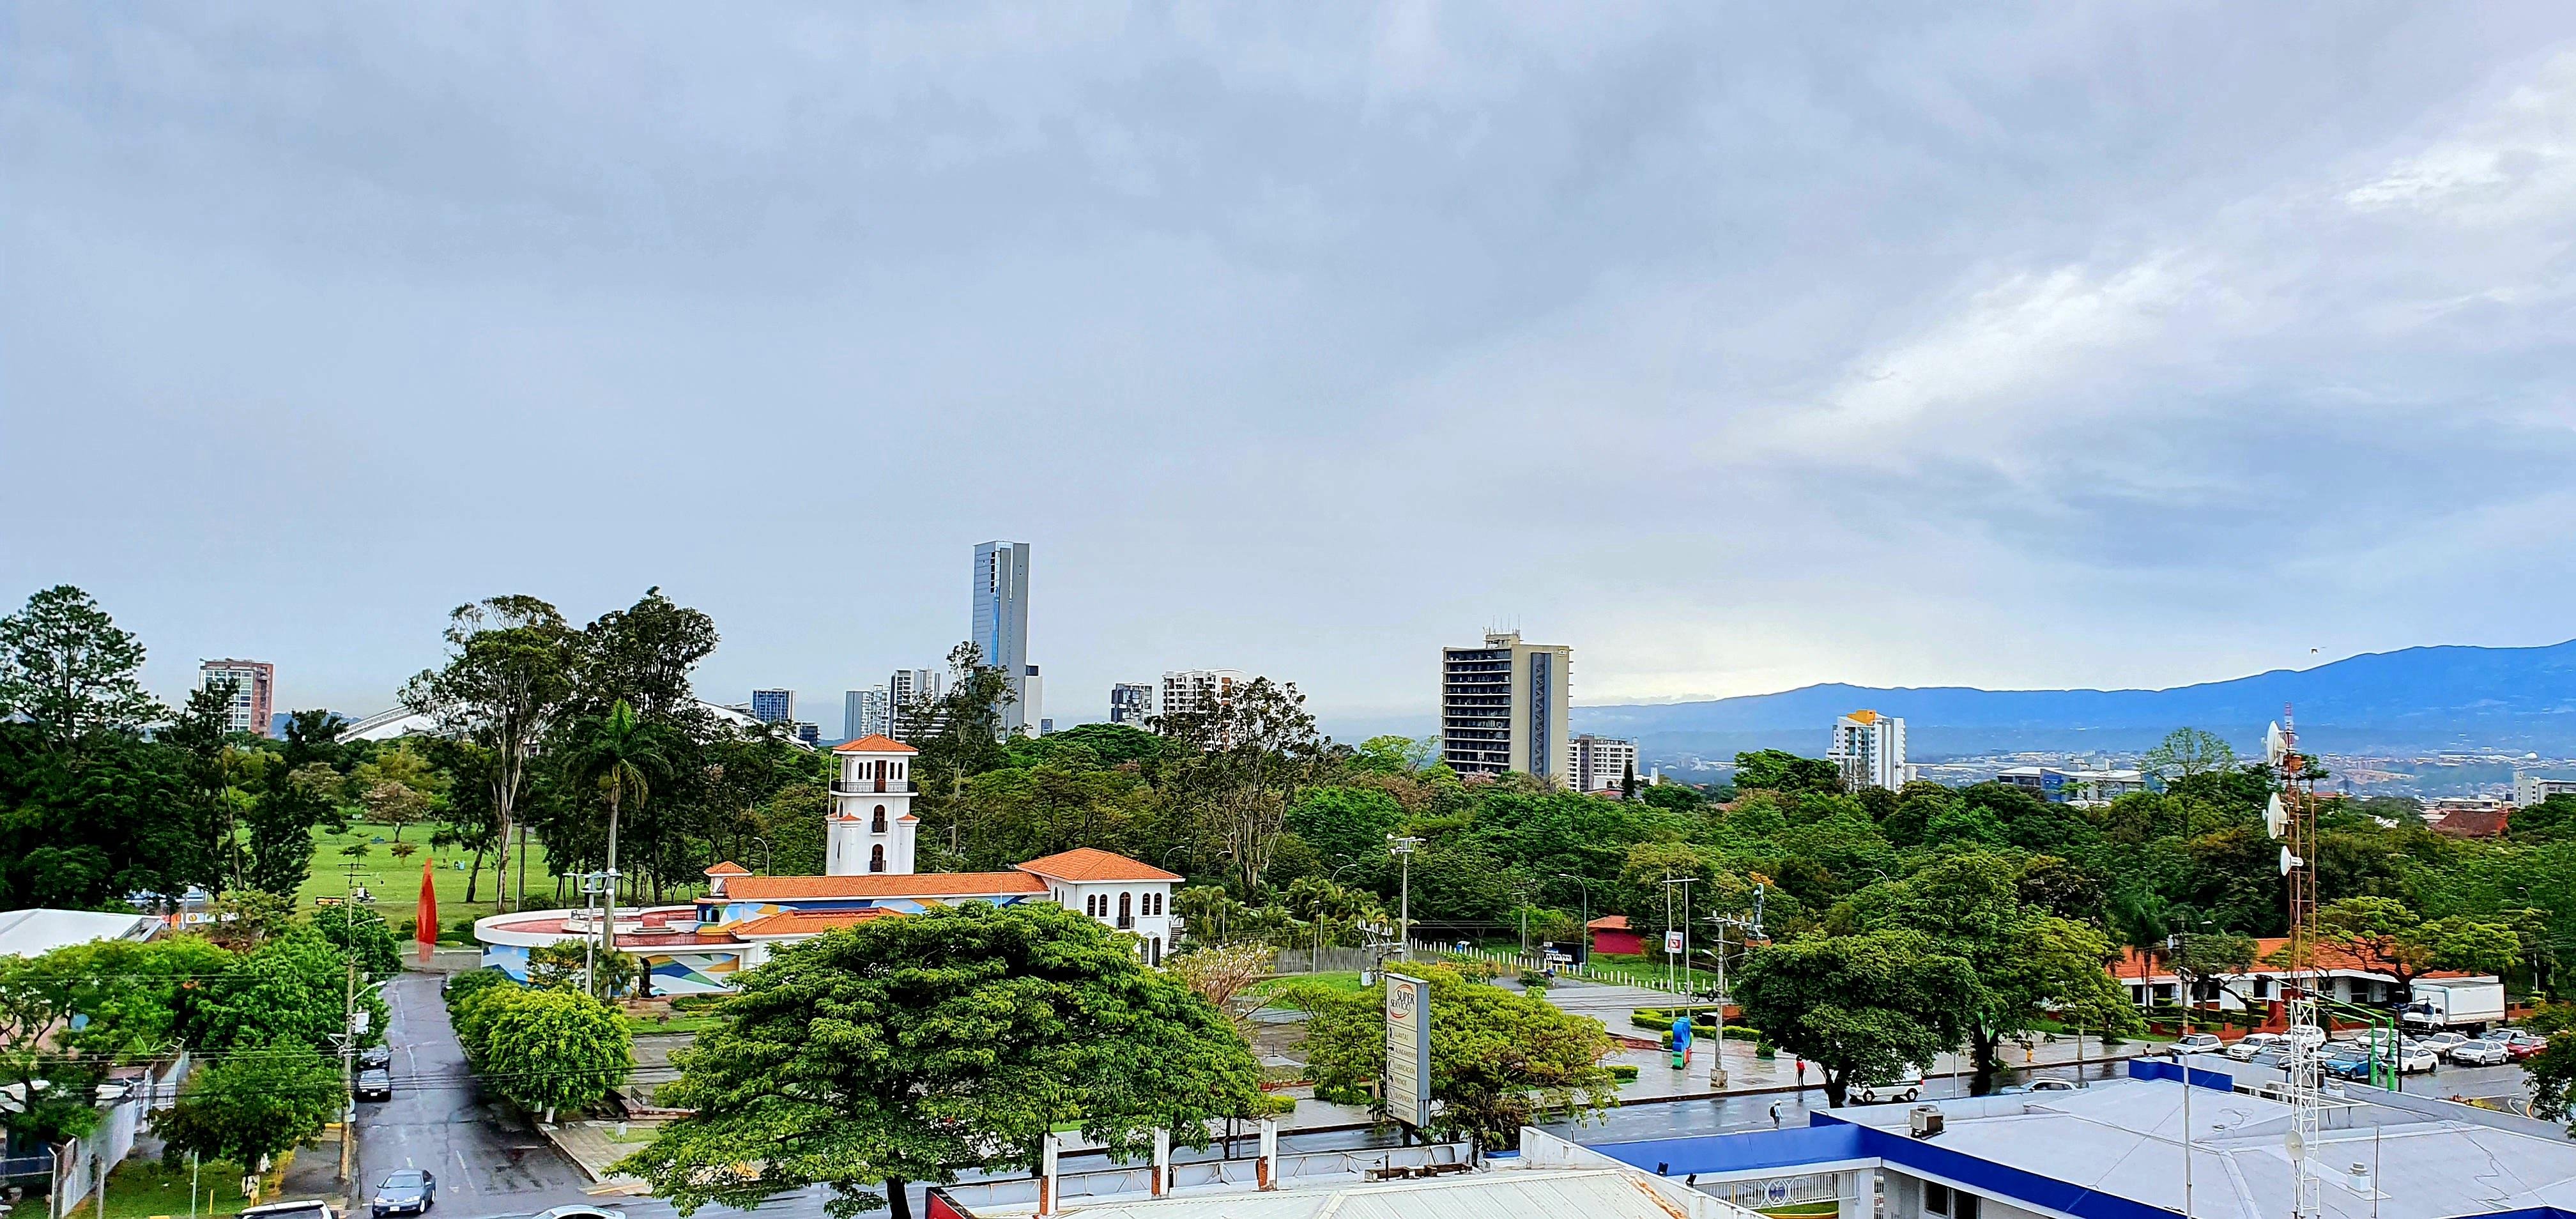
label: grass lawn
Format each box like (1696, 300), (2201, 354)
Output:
(296, 822), (541, 935)
(94, 1151), (272, 1219)
(1250, 971), (1367, 1002)
(623, 1013), (724, 1037)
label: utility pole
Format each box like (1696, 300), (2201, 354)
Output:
(1388, 836), (1421, 960)
(1663, 876), (1698, 992)
(337, 857), (363, 1195)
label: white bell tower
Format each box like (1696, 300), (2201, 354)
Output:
(826, 735), (919, 877)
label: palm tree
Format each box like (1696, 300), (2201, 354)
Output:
(569, 699), (669, 997)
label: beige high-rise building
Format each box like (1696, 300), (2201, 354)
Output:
(1439, 631), (1572, 784)
(1827, 709), (1910, 791)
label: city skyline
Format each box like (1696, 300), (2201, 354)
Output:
(15, 10), (2576, 724)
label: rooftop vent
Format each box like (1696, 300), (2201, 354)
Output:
(1910, 1105), (1944, 1139)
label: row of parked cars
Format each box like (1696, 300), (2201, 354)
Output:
(2170, 1025), (2546, 1075)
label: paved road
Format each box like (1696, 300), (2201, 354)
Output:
(355, 972), (597, 1216)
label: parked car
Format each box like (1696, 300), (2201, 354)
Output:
(2487, 1030), (2547, 1061)
(2027, 1078), (2078, 1092)
(355, 1068), (394, 1101)
(533, 1208), (626, 1219)
(2172, 1032), (2225, 1055)
(2449, 1038), (2511, 1066)
(2226, 1033), (2283, 1061)
(2285, 1024), (2328, 1050)
(2322, 1054), (2375, 1082)
(2419, 1032), (2471, 1054)
(371, 1170), (436, 1219)
(240, 1202), (335, 1219)
(358, 1046), (392, 1071)
(1851, 1062), (1927, 1104)
(2395, 1041), (2440, 1074)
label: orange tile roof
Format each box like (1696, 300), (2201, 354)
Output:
(703, 861), (751, 876)
(721, 871), (1048, 900)
(1015, 847), (1183, 883)
(1586, 914), (1632, 930)
(834, 734), (918, 755)
(728, 909), (896, 938)
(2111, 939), (2479, 982)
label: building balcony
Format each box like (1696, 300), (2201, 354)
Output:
(1116, 916), (1135, 930)
(832, 780), (917, 795)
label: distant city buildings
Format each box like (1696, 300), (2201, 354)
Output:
(972, 541), (1037, 734)
(888, 667), (944, 740)
(845, 686), (891, 741)
(1568, 734), (1639, 794)
(1108, 682), (1154, 726)
(794, 722), (822, 747)
(2513, 774), (2576, 806)
(1995, 765), (2145, 806)
(2426, 795), (2512, 838)
(750, 689), (795, 724)
(1827, 709), (1910, 792)
(1439, 631), (1572, 783)
(1160, 670), (1245, 720)
(199, 659), (275, 737)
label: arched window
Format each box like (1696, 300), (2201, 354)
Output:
(1149, 936), (1163, 967)
(1118, 891), (1133, 926)
(871, 805), (888, 832)
(870, 845), (886, 873)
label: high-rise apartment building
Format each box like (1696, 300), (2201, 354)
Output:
(1827, 710), (1910, 791)
(888, 668), (943, 739)
(1569, 734), (1640, 794)
(845, 687), (891, 741)
(1439, 632), (1572, 783)
(1160, 670), (1245, 719)
(750, 689), (795, 724)
(199, 659), (276, 738)
(793, 723), (822, 747)
(972, 541), (1034, 733)
(1109, 683), (1154, 726)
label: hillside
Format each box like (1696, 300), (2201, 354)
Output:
(1570, 640), (2576, 763)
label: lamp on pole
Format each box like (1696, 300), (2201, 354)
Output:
(1554, 873), (1593, 965)
(1388, 836), (1422, 961)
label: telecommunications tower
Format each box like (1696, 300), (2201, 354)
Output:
(2266, 706), (2322, 1219)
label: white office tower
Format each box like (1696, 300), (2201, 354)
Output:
(1439, 631), (1573, 784)
(1016, 665), (1043, 737)
(845, 687), (891, 741)
(826, 736), (919, 876)
(1827, 710), (1910, 791)
(972, 541), (1034, 734)
(1570, 735), (1640, 793)
(1108, 683), (1154, 725)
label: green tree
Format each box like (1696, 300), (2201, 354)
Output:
(0, 937), (231, 1147)
(1735, 930), (1975, 1107)
(2317, 896), (2521, 989)
(1155, 677), (1331, 896)
(467, 986), (633, 1122)
(311, 903), (404, 982)
(612, 903), (1260, 1219)
(1284, 786), (1406, 873)
(0, 585), (164, 753)
(153, 1041), (343, 1172)
(402, 595), (576, 912)
(528, 939), (641, 997)
(186, 928), (387, 1057)
(2525, 1003), (2576, 1132)
(1291, 965), (1617, 1147)
(2142, 728), (2237, 786)
(1731, 749), (1843, 795)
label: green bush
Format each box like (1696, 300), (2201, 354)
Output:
(1252, 1092), (1299, 1116)
(1722, 1025), (1763, 1039)
(1607, 1064), (1640, 1082)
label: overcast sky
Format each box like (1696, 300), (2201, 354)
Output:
(10, 4), (2576, 735)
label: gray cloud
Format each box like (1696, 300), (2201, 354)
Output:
(9, 3), (2576, 731)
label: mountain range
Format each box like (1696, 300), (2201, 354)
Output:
(1568, 640), (2576, 766)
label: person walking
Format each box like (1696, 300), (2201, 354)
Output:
(1770, 1101), (1783, 1129)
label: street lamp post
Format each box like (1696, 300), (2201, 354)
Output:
(1388, 836), (1422, 961)
(1663, 876), (1698, 993)
(1554, 873), (1592, 965)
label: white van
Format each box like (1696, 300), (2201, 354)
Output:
(1851, 1063), (1927, 1104)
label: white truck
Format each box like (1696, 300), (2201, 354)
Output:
(2400, 977), (2506, 1034)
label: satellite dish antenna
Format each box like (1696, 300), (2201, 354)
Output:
(2279, 846), (2303, 876)
(2265, 793), (2288, 839)
(2265, 722), (2289, 767)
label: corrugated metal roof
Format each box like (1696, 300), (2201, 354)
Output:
(1009, 1169), (1743, 1219)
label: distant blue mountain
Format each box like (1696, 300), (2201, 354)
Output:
(1572, 640), (2576, 762)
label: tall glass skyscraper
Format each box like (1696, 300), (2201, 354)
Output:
(972, 541), (1035, 733)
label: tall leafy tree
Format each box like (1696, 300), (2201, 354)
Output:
(464, 986), (634, 1122)
(1154, 676), (1329, 896)
(0, 585), (164, 753)
(1290, 964), (1618, 1147)
(1736, 930), (1975, 1107)
(613, 903), (1260, 1219)
(154, 1041), (344, 1173)
(404, 595), (574, 911)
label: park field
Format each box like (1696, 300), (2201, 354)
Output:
(294, 821), (551, 937)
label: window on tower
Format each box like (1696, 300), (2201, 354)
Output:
(870, 845), (886, 873)
(872, 805), (888, 832)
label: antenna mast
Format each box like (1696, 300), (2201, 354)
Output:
(2268, 703), (2322, 1219)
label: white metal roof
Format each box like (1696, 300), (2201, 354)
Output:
(984, 1168), (1756, 1219)
(0, 908), (160, 958)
